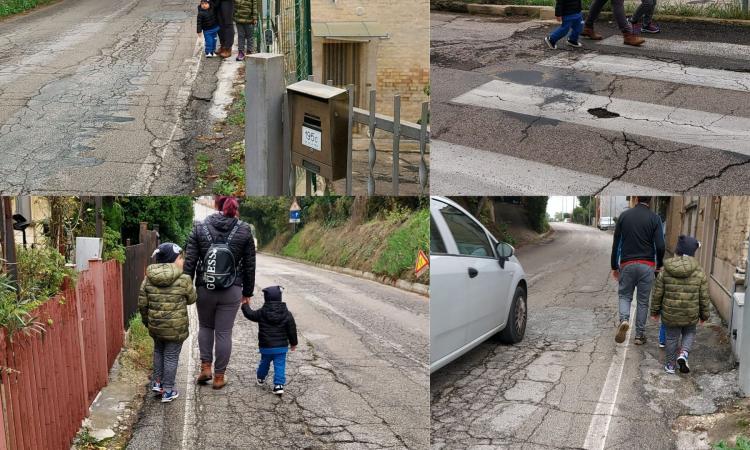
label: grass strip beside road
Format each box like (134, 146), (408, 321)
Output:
(0, 0), (57, 18)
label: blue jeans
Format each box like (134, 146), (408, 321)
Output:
(618, 263), (655, 337)
(549, 12), (584, 44)
(257, 351), (287, 385)
(203, 26), (220, 55)
(659, 321), (666, 344)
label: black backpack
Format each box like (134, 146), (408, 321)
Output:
(201, 221), (241, 290)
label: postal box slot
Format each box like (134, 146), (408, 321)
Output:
(303, 113), (322, 131)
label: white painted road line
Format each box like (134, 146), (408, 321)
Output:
(451, 80), (750, 156)
(599, 35), (750, 61)
(432, 140), (673, 195)
(583, 299), (637, 450)
(538, 53), (750, 93)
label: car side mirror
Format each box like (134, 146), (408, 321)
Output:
(496, 242), (514, 268)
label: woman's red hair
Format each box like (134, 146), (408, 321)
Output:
(221, 197), (239, 218)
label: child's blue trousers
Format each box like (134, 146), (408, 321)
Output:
(549, 12), (584, 44)
(203, 26), (220, 55)
(257, 349), (288, 385)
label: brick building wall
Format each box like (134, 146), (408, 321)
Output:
(310, 0), (429, 122)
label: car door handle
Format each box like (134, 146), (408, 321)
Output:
(468, 267), (478, 278)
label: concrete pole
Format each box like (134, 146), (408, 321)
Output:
(245, 53), (286, 196)
(740, 235), (750, 395)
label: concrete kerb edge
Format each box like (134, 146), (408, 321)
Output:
(258, 252), (430, 297)
(437, 2), (750, 27)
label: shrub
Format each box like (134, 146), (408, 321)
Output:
(16, 245), (74, 303)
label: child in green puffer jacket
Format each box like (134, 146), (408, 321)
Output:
(650, 235), (710, 375)
(139, 243), (197, 402)
(234, 0), (258, 60)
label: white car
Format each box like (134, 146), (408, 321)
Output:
(598, 217), (614, 230)
(430, 197), (528, 373)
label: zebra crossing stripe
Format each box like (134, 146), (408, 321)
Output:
(451, 80), (750, 156)
(538, 53), (750, 93)
(598, 36), (750, 61)
(432, 140), (673, 195)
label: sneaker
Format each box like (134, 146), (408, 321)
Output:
(206, 53), (214, 58)
(634, 335), (647, 345)
(664, 363), (676, 374)
(151, 381), (162, 393)
(257, 378), (265, 386)
(659, 342), (665, 348)
(615, 320), (629, 343)
(236, 50), (245, 61)
(677, 352), (690, 373)
(161, 390), (179, 403)
(566, 40), (583, 48)
(544, 36), (557, 50)
(641, 22), (660, 33)
(273, 385), (284, 395)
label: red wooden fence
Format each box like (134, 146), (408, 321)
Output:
(0, 259), (124, 450)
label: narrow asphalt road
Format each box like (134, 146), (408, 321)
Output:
(431, 12), (750, 195)
(431, 222), (736, 449)
(127, 251), (430, 449)
(0, 0), (201, 194)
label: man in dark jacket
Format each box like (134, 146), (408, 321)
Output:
(241, 286), (298, 395)
(611, 196), (665, 345)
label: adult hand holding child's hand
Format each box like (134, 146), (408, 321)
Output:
(291, 346), (297, 352)
(241, 296), (251, 305)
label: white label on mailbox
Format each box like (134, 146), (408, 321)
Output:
(302, 126), (322, 151)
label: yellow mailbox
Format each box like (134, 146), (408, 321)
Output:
(287, 80), (349, 180)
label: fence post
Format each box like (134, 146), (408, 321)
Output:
(1, 199), (17, 289)
(367, 90), (377, 195)
(419, 102), (429, 195)
(346, 85), (354, 196)
(245, 53), (286, 196)
(392, 95), (401, 196)
(89, 260), (109, 387)
(0, 332), (8, 450)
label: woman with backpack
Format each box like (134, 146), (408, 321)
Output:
(183, 196), (256, 389)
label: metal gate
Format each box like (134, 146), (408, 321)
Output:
(259, 0), (312, 84)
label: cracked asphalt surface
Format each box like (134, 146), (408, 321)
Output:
(0, 0), (201, 194)
(431, 12), (750, 195)
(430, 223), (738, 449)
(127, 252), (429, 449)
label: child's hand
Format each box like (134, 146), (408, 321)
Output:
(290, 346), (297, 352)
(556, 16), (562, 22)
(650, 314), (659, 321)
(700, 320), (705, 325)
(241, 296), (251, 305)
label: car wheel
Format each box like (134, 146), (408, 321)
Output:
(498, 286), (527, 344)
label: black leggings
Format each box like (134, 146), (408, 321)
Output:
(215, 0), (235, 49)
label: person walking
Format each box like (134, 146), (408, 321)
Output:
(630, 0), (661, 34)
(234, 0), (258, 61)
(184, 196), (256, 389)
(214, 0), (236, 58)
(138, 243), (197, 402)
(650, 235), (710, 374)
(197, 0), (220, 58)
(544, 0), (584, 50)
(611, 196), (665, 345)
(582, 0), (645, 46)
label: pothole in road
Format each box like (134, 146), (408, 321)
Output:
(588, 107), (620, 119)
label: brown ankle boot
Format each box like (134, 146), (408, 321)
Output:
(623, 32), (645, 46)
(582, 26), (602, 40)
(196, 362), (212, 384)
(212, 373), (226, 390)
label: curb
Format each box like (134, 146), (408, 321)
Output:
(434, 2), (750, 27)
(467, 3), (556, 20)
(259, 252), (430, 297)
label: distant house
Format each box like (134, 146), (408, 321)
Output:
(310, 0), (429, 122)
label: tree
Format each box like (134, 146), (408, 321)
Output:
(118, 197), (194, 246)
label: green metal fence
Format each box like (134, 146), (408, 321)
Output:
(259, 0), (312, 84)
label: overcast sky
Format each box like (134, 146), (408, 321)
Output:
(547, 196), (579, 216)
